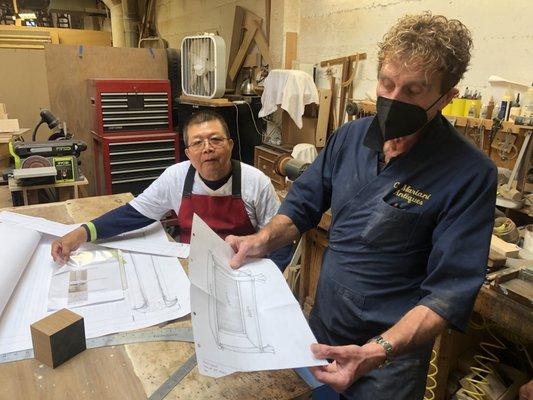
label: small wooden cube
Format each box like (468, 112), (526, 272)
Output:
(30, 308), (86, 368)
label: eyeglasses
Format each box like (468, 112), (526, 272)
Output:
(186, 135), (229, 151)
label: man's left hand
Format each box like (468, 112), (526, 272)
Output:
(310, 342), (387, 393)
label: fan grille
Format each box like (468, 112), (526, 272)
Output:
(182, 35), (225, 98)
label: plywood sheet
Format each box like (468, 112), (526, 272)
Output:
(0, 49), (50, 130)
(44, 44), (168, 196)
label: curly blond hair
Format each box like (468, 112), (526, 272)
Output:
(378, 12), (473, 93)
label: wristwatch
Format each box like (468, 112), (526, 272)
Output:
(367, 335), (394, 367)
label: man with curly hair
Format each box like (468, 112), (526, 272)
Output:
(227, 12), (497, 399)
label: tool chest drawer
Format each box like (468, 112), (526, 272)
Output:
(93, 132), (180, 196)
(254, 145), (290, 190)
(89, 79), (173, 136)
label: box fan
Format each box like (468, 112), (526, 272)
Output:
(181, 34), (226, 99)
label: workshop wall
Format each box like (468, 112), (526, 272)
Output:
(155, 0), (532, 101)
(296, 0), (533, 100)
(44, 45), (168, 196)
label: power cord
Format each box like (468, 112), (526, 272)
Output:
(424, 348), (439, 400)
(243, 101), (266, 138)
(232, 103), (243, 161)
(463, 317), (507, 399)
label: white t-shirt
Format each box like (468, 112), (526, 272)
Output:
(129, 160), (280, 230)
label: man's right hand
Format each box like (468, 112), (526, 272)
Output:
(51, 227), (88, 265)
(225, 232), (268, 269)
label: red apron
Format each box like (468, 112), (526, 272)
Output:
(177, 160), (256, 243)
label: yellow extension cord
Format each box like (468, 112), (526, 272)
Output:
(424, 348), (439, 400)
(423, 317), (533, 400)
(462, 318), (507, 400)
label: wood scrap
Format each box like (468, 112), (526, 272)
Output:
(284, 32), (297, 69)
(315, 89), (332, 148)
(491, 268), (533, 308)
(490, 235), (521, 258)
(488, 249), (506, 269)
(226, 7), (272, 90)
(337, 59), (350, 127)
(228, 24), (258, 83)
(226, 6), (247, 89)
(253, 21), (273, 66)
(325, 70), (337, 132)
(265, 0), (271, 45)
(178, 95), (232, 107)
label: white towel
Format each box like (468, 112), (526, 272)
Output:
(291, 143), (317, 164)
(258, 69), (319, 129)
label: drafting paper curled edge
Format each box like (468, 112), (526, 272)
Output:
(0, 211), (189, 258)
(0, 223), (42, 317)
(189, 214), (327, 378)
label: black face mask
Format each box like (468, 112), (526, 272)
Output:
(376, 94), (446, 141)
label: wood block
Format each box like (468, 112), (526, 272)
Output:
(490, 235), (520, 258)
(488, 249), (506, 269)
(0, 119), (19, 133)
(30, 308), (86, 368)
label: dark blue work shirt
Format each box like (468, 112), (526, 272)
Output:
(279, 114), (497, 338)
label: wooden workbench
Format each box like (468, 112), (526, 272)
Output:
(0, 194), (311, 400)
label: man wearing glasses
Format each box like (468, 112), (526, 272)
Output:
(52, 110), (281, 265)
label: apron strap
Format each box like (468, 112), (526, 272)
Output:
(231, 159), (242, 198)
(182, 164), (196, 198)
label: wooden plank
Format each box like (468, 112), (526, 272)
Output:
(320, 52), (367, 67)
(490, 235), (521, 258)
(265, 0), (271, 45)
(284, 32), (297, 69)
(337, 59), (350, 127)
(228, 24), (258, 83)
(0, 25), (109, 46)
(226, 5), (246, 89)
(179, 95), (232, 107)
(315, 89), (332, 148)
(254, 22), (274, 67)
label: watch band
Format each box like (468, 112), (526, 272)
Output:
(367, 335), (393, 367)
